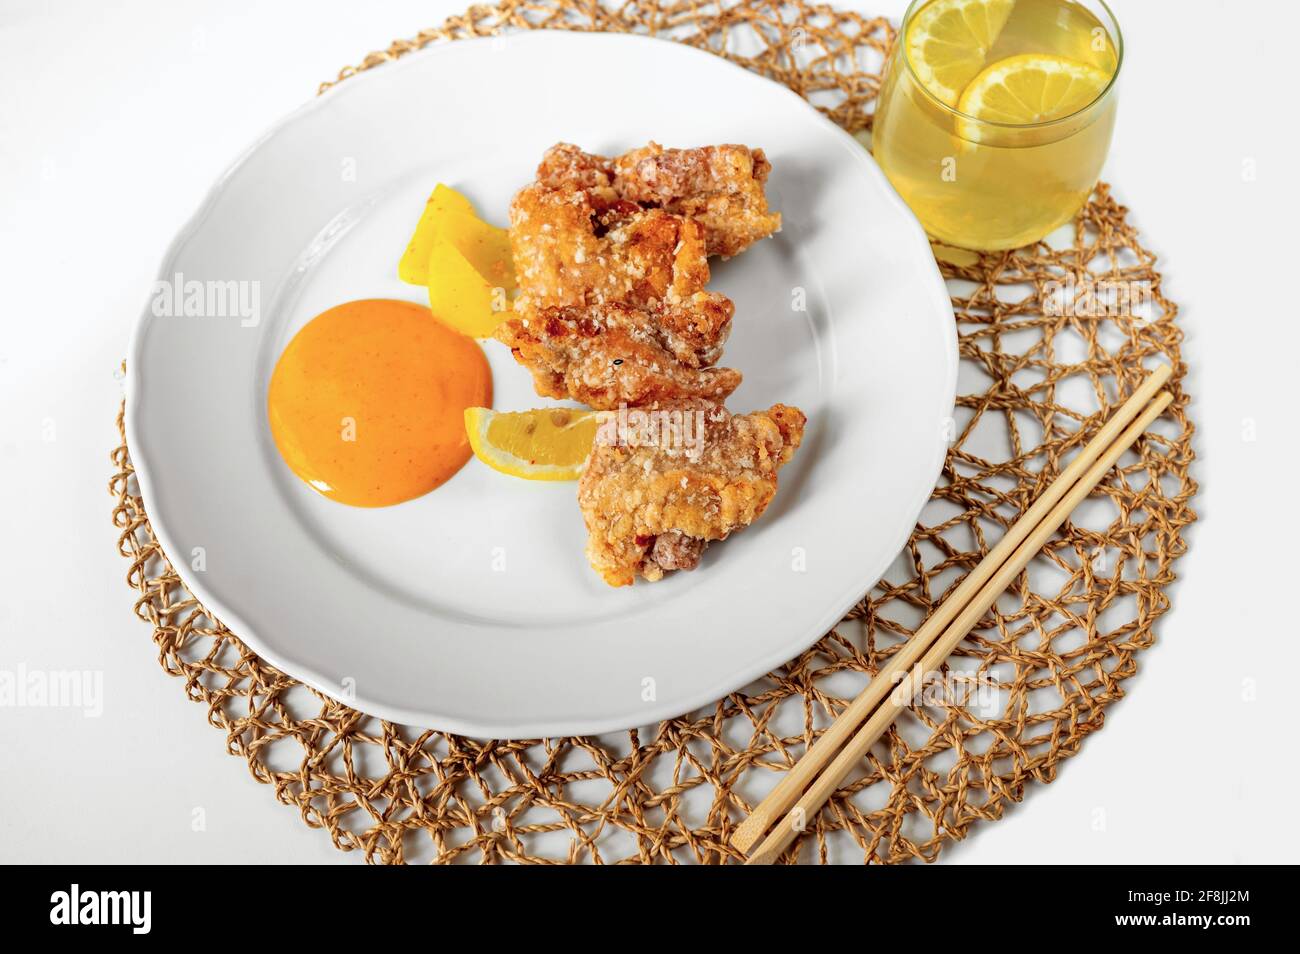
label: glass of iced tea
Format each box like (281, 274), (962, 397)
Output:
(873, 0), (1122, 251)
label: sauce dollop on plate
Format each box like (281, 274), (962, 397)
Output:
(268, 298), (491, 507)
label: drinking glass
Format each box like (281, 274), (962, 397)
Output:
(872, 0), (1123, 251)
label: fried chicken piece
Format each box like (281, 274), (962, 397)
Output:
(578, 402), (806, 586)
(534, 142), (782, 258)
(535, 141), (618, 194)
(509, 183), (710, 312)
(613, 143), (782, 258)
(494, 296), (741, 409)
(503, 141), (779, 411)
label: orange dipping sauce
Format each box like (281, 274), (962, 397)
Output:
(268, 298), (491, 507)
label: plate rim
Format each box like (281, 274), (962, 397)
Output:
(125, 29), (957, 738)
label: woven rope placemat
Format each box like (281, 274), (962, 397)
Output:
(110, 0), (1197, 864)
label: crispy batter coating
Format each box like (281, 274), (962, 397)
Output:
(494, 296), (741, 409)
(503, 143), (801, 586)
(578, 402), (806, 586)
(509, 184), (711, 312)
(505, 142), (768, 408)
(535, 142), (617, 194)
(534, 142), (782, 258)
(612, 143), (782, 258)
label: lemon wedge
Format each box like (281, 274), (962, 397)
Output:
(426, 226), (514, 339)
(464, 407), (601, 481)
(956, 53), (1110, 139)
(398, 184), (476, 285)
(399, 184), (517, 338)
(905, 0), (1016, 106)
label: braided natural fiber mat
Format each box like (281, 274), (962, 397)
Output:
(110, 0), (1196, 864)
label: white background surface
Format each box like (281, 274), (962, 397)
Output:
(0, 0), (1294, 864)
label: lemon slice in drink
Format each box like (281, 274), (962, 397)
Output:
(464, 406), (601, 481)
(956, 53), (1111, 140)
(905, 0), (1016, 106)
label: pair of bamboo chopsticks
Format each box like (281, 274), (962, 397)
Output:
(732, 363), (1175, 865)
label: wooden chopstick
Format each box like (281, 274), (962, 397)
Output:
(743, 387), (1173, 864)
(733, 364), (1175, 861)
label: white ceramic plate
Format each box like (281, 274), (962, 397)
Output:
(127, 31), (955, 738)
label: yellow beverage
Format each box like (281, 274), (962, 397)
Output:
(873, 0), (1121, 251)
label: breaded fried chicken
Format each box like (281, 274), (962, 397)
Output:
(497, 143), (803, 587)
(533, 142), (782, 258)
(612, 143), (782, 258)
(578, 402), (806, 586)
(494, 295), (741, 409)
(505, 142), (771, 408)
(509, 184), (710, 312)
